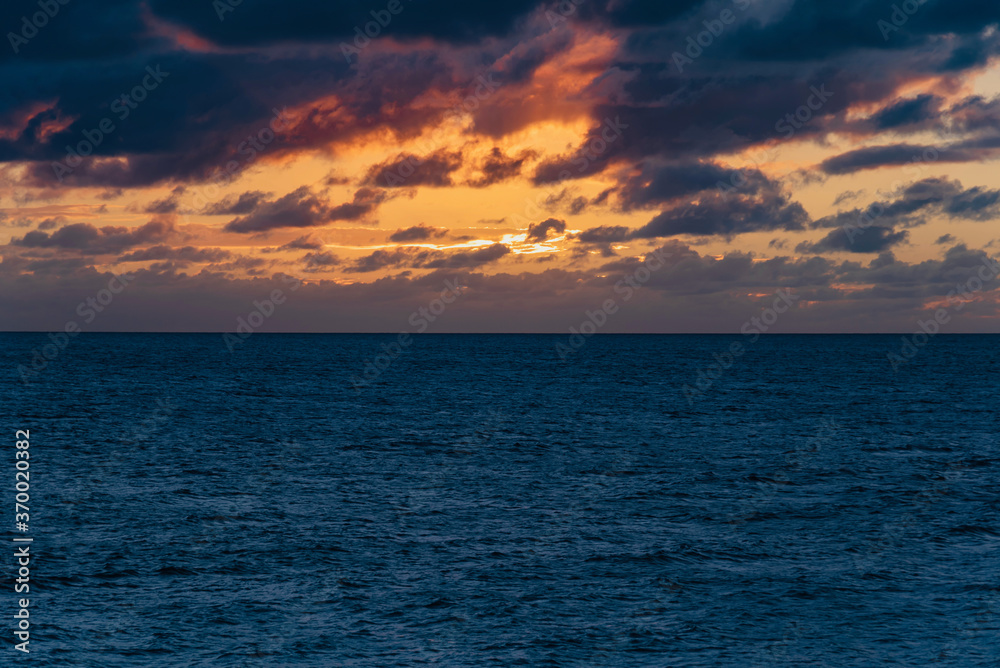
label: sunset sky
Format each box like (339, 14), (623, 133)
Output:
(4, 0), (1000, 332)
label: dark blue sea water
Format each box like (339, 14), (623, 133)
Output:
(2, 333), (998, 666)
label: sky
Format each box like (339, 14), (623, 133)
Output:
(3, 0), (1000, 332)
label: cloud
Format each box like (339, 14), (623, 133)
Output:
(36, 217), (65, 230)
(10, 217), (175, 254)
(4, 238), (1000, 332)
(797, 227), (910, 254)
(301, 251), (341, 269)
(207, 255), (275, 275)
(944, 185), (1000, 221)
(203, 191), (273, 215)
(526, 218), (566, 241)
(118, 245), (232, 263)
(346, 243), (510, 273)
(389, 224), (448, 242)
(574, 226), (631, 243)
(346, 249), (415, 274)
(630, 190), (809, 238)
(615, 160), (770, 210)
(137, 186), (187, 214)
(5, 0), (1000, 333)
(364, 150), (463, 188)
(278, 235), (326, 251)
(870, 94), (942, 130)
(819, 137), (1000, 175)
(224, 187), (387, 233)
(420, 242), (511, 269)
(721, 0), (1000, 61)
(468, 148), (535, 187)
(146, 0), (543, 48)
(812, 178), (1000, 229)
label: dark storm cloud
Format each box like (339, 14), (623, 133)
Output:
(525, 218), (566, 241)
(346, 243), (510, 272)
(0, 1), (148, 63)
(870, 94), (941, 130)
(4, 55), (277, 182)
(722, 0), (1000, 61)
(631, 189), (810, 238)
(207, 255), (274, 275)
(325, 188), (390, 222)
(4, 239), (1000, 333)
(224, 187), (387, 233)
(614, 160), (774, 210)
(573, 226), (630, 244)
(389, 224), (447, 242)
(118, 245), (233, 263)
(130, 186), (187, 214)
(820, 136), (1000, 175)
(797, 226), (910, 254)
(574, 175), (988, 245)
(364, 150), (462, 188)
(576, 0), (706, 28)
(203, 191), (273, 216)
(278, 235), (326, 251)
(147, 0), (542, 47)
(527, 0), (1000, 188)
(812, 178), (1000, 229)
(419, 242), (510, 269)
(300, 251), (341, 268)
(950, 95), (1000, 133)
(347, 249), (414, 273)
(4, 0), (1000, 334)
(9, 218), (175, 254)
(531, 74), (843, 184)
(467, 148), (535, 187)
(2, 48), (453, 188)
(36, 217), (63, 230)
(819, 144), (941, 175)
(1, 0), (994, 199)
(832, 244), (1000, 298)
(943, 185), (1000, 221)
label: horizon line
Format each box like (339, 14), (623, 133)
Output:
(2, 331), (998, 336)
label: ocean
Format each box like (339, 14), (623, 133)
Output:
(2, 333), (998, 666)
